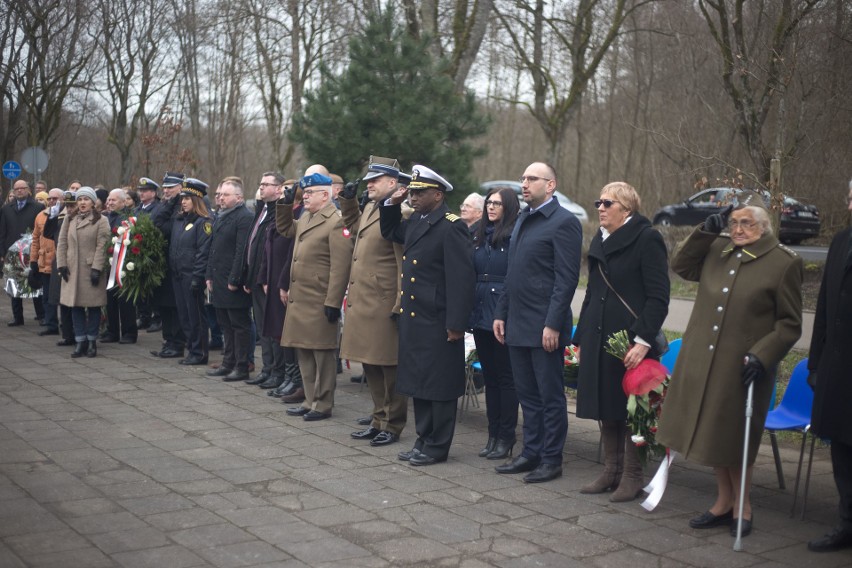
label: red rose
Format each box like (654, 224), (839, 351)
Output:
(134, 234), (143, 242)
(108, 246), (114, 254)
(112, 227), (118, 234)
(131, 247), (141, 255)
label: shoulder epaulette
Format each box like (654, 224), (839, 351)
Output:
(445, 213), (460, 222)
(777, 243), (799, 258)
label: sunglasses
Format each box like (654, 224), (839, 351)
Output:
(594, 199), (622, 209)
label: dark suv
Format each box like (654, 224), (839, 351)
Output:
(651, 188), (820, 244)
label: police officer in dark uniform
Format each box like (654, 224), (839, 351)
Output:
(170, 178), (212, 365)
(379, 165), (475, 466)
(150, 172), (188, 358)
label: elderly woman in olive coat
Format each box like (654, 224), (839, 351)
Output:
(657, 191), (802, 537)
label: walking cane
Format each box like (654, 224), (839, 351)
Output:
(733, 381), (755, 552)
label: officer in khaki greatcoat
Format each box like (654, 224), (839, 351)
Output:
(339, 156), (408, 446)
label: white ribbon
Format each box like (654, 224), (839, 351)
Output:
(107, 217), (136, 290)
(641, 449), (678, 511)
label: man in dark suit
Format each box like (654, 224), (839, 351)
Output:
(205, 177), (254, 382)
(379, 165), (475, 466)
(101, 188), (138, 344)
(0, 179), (45, 325)
(493, 162), (583, 483)
(807, 179), (852, 553)
(133, 177), (161, 330)
(243, 172), (284, 389)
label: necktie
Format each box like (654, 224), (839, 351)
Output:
(248, 206), (266, 252)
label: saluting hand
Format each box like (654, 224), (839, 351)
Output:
(389, 186), (408, 206)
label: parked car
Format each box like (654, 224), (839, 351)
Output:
(479, 180), (589, 223)
(651, 187), (820, 244)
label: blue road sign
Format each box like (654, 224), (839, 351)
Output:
(3, 161), (22, 180)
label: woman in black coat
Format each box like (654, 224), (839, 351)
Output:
(573, 182), (669, 502)
(469, 186), (521, 460)
(806, 184), (852, 552)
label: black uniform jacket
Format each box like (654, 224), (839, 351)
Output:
(206, 203), (253, 309)
(169, 212), (212, 285)
(380, 200), (475, 400)
(150, 197), (183, 307)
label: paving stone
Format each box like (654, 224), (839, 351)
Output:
(217, 506), (300, 528)
(4, 528), (93, 556)
(66, 510), (148, 535)
(89, 526), (172, 554)
(296, 504), (377, 527)
(170, 523), (256, 549)
(285, 535), (373, 564)
(119, 493), (196, 515)
(0, 542), (25, 568)
(368, 536), (459, 565)
(49, 497), (124, 518)
(111, 544), (207, 568)
(144, 508), (226, 531)
(194, 541), (291, 568)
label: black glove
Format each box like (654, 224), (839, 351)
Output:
(340, 178), (361, 200)
(27, 264), (42, 289)
(390, 311), (399, 323)
(703, 204), (734, 234)
(359, 190), (371, 211)
(90, 269), (101, 287)
(30, 261), (39, 275)
(281, 183), (297, 205)
(807, 371), (817, 391)
(741, 353), (766, 387)
(190, 279), (204, 295)
(58, 267), (70, 282)
(324, 306), (341, 323)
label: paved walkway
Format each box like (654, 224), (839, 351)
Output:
(0, 306), (846, 568)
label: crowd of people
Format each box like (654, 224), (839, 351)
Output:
(0, 162), (850, 553)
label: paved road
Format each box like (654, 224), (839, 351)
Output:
(790, 245), (827, 262)
(0, 303), (848, 567)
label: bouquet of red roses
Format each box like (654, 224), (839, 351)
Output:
(105, 215), (166, 303)
(3, 231), (41, 299)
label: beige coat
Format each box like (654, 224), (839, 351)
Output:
(30, 210), (55, 273)
(338, 196), (404, 366)
(656, 227), (802, 467)
(276, 200), (353, 349)
(56, 213), (111, 307)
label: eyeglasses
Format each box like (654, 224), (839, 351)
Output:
(518, 176), (551, 184)
(594, 199), (622, 209)
(728, 220), (758, 231)
(302, 189), (327, 196)
(485, 200), (503, 208)
(460, 204), (478, 210)
(259, 183), (280, 188)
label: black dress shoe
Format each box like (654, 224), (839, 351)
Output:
(146, 321), (162, 333)
(57, 338), (75, 346)
(808, 526), (852, 552)
(245, 371), (270, 385)
(350, 374), (365, 383)
(119, 336), (137, 344)
(99, 334), (119, 343)
(179, 356), (208, 366)
(351, 427), (380, 440)
(206, 367), (234, 377)
(258, 375), (285, 389)
(398, 448), (421, 461)
(303, 410), (331, 422)
(370, 431), (399, 446)
(223, 369), (249, 382)
(286, 406), (310, 416)
(159, 348), (184, 359)
(279, 380), (299, 396)
(409, 453), (443, 466)
(523, 463), (562, 483)
(268, 380), (292, 397)
(689, 509), (733, 529)
(38, 328), (59, 336)
(7, 319), (23, 327)
(355, 416), (372, 426)
(495, 455), (540, 474)
(730, 517), (752, 537)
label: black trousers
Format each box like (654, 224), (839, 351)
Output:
(174, 279), (208, 360)
(216, 307), (252, 372)
(40, 273), (58, 331)
(10, 295), (43, 323)
(105, 288), (137, 339)
(473, 329), (518, 441)
(159, 305), (185, 349)
(509, 345), (568, 466)
(60, 304), (74, 342)
(251, 284), (274, 374)
(412, 398), (457, 461)
(832, 439), (852, 529)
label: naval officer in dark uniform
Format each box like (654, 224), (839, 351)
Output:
(379, 165), (475, 466)
(170, 178), (212, 365)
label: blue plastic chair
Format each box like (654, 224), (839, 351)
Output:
(763, 359), (817, 517)
(660, 337), (681, 374)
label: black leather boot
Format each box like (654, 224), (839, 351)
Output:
(86, 339), (97, 358)
(478, 437), (497, 458)
(71, 340), (88, 358)
(487, 438), (516, 460)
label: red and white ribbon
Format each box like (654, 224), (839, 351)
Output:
(107, 217), (137, 290)
(641, 449), (677, 511)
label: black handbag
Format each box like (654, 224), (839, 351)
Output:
(598, 264), (669, 355)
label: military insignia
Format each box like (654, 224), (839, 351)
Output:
(445, 213), (460, 222)
(185, 223), (194, 231)
(342, 227), (351, 238)
(203, 222), (212, 235)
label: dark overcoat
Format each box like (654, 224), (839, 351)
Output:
(809, 228), (852, 446)
(573, 215), (670, 420)
(206, 204), (253, 309)
(257, 205), (301, 339)
(339, 196), (404, 366)
(380, 201), (475, 400)
(169, 212), (211, 285)
(150, 198), (181, 307)
(134, 200), (160, 218)
(656, 227), (803, 467)
(495, 199), (583, 348)
(468, 226), (510, 332)
(0, 197), (43, 252)
(244, 200), (276, 287)
(46, 211), (66, 305)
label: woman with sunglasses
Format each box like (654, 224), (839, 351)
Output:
(469, 186), (521, 459)
(657, 190), (802, 537)
(573, 182), (670, 501)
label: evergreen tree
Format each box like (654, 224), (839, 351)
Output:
(290, 9), (489, 201)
